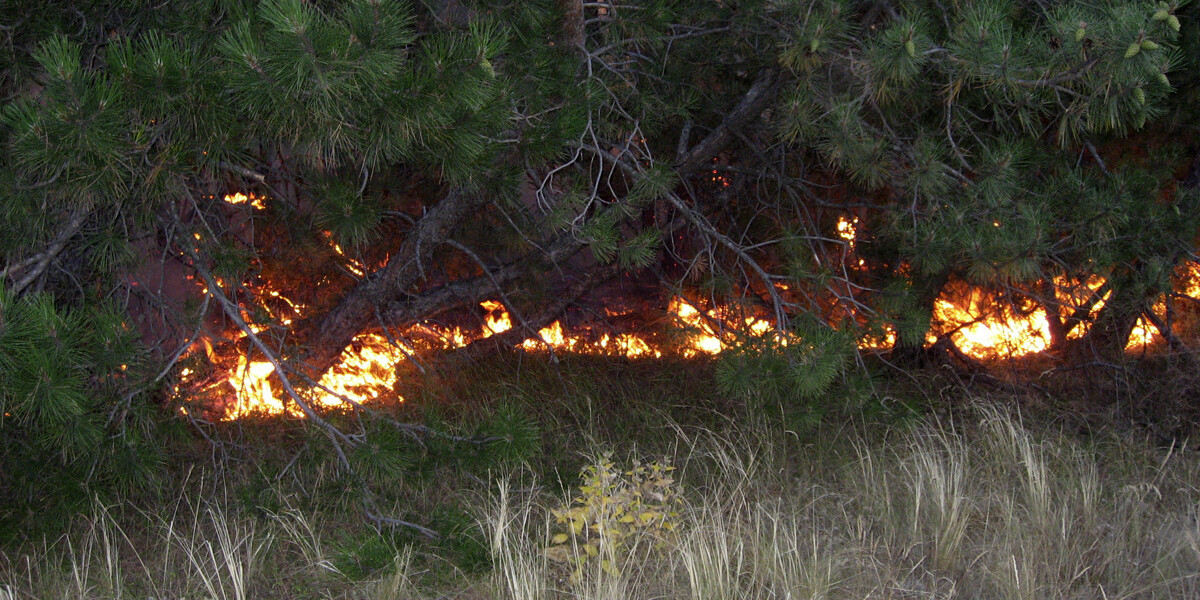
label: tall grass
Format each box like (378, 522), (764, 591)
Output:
(2, 404), (1197, 599)
(482, 405), (1200, 600)
(0, 492), (363, 599)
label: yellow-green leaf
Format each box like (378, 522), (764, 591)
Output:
(601, 559), (620, 576)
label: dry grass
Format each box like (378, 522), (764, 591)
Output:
(2, 402), (1198, 599)
(477, 404), (1200, 600)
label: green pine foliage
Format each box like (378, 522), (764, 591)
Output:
(716, 316), (854, 405)
(0, 286), (161, 531)
(474, 403), (540, 466)
(771, 0), (1196, 346)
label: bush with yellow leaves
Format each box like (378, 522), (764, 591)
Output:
(546, 452), (683, 579)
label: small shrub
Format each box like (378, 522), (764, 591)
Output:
(545, 452), (683, 579)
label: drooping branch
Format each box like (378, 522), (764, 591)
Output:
(180, 242), (355, 455)
(377, 215), (595, 325)
(183, 229), (461, 538)
(1041, 277), (1112, 350)
(299, 189), (483, 376)
(448, 263), (622, 361)
(587, 142), (789, 329)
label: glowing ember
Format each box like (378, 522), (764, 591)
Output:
(836, 215), (865, 266)
(320, 231), (367, 276)
(837, 216), (858, 248)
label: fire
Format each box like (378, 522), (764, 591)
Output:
(195, 273), (1187, 419)
(179, 204), (1198, 419)
(672, 299), (725, 355)
(837, 216), (857, 248)
(929, 294), (1052, 357)
(836, 216), (865, 266)
(320, 230), (367, 276)
(927, 271), (1190, 359)
(224, 192), (267, 210)
(669, 297), (781, 356)
(183, 294), (788, 419)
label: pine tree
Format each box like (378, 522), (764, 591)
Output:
(768, 0), (1199, 362)
(2, 0), (1198, 530)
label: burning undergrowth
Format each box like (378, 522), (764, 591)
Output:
(172, 196), (1200, 422)
(175, 292), (783, 420)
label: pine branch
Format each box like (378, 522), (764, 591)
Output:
(301, 188), (483, 376)
(587, 142), (790, 331)
(179, 240), (355, 455)
(445, 238), (560, 362)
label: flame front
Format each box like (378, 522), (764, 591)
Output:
(928, 272), (1187, 359)
(187, 292), (796, 419)
(181, 209), (1197, 419)
(199, 278), (1189, 418)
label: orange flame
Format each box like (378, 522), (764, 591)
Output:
(927, 273), (1183, 359)
(179, 208), (1197, 419)
(224, 192), (266, 210)
(184, 295), (791, 418)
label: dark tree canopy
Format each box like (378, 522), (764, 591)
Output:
(2, 0), (1198, 523)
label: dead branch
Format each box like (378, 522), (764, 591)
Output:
(448, 263), (621, 360)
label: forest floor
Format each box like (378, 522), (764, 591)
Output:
(1, 352), (1199, 599)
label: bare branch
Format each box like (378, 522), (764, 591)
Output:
(6, 207), (91, 296)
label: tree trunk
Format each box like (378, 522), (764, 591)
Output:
(293, 63), (787, 381)
(556, 0), (585, 53)
(1043, 277), (1111, 354)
